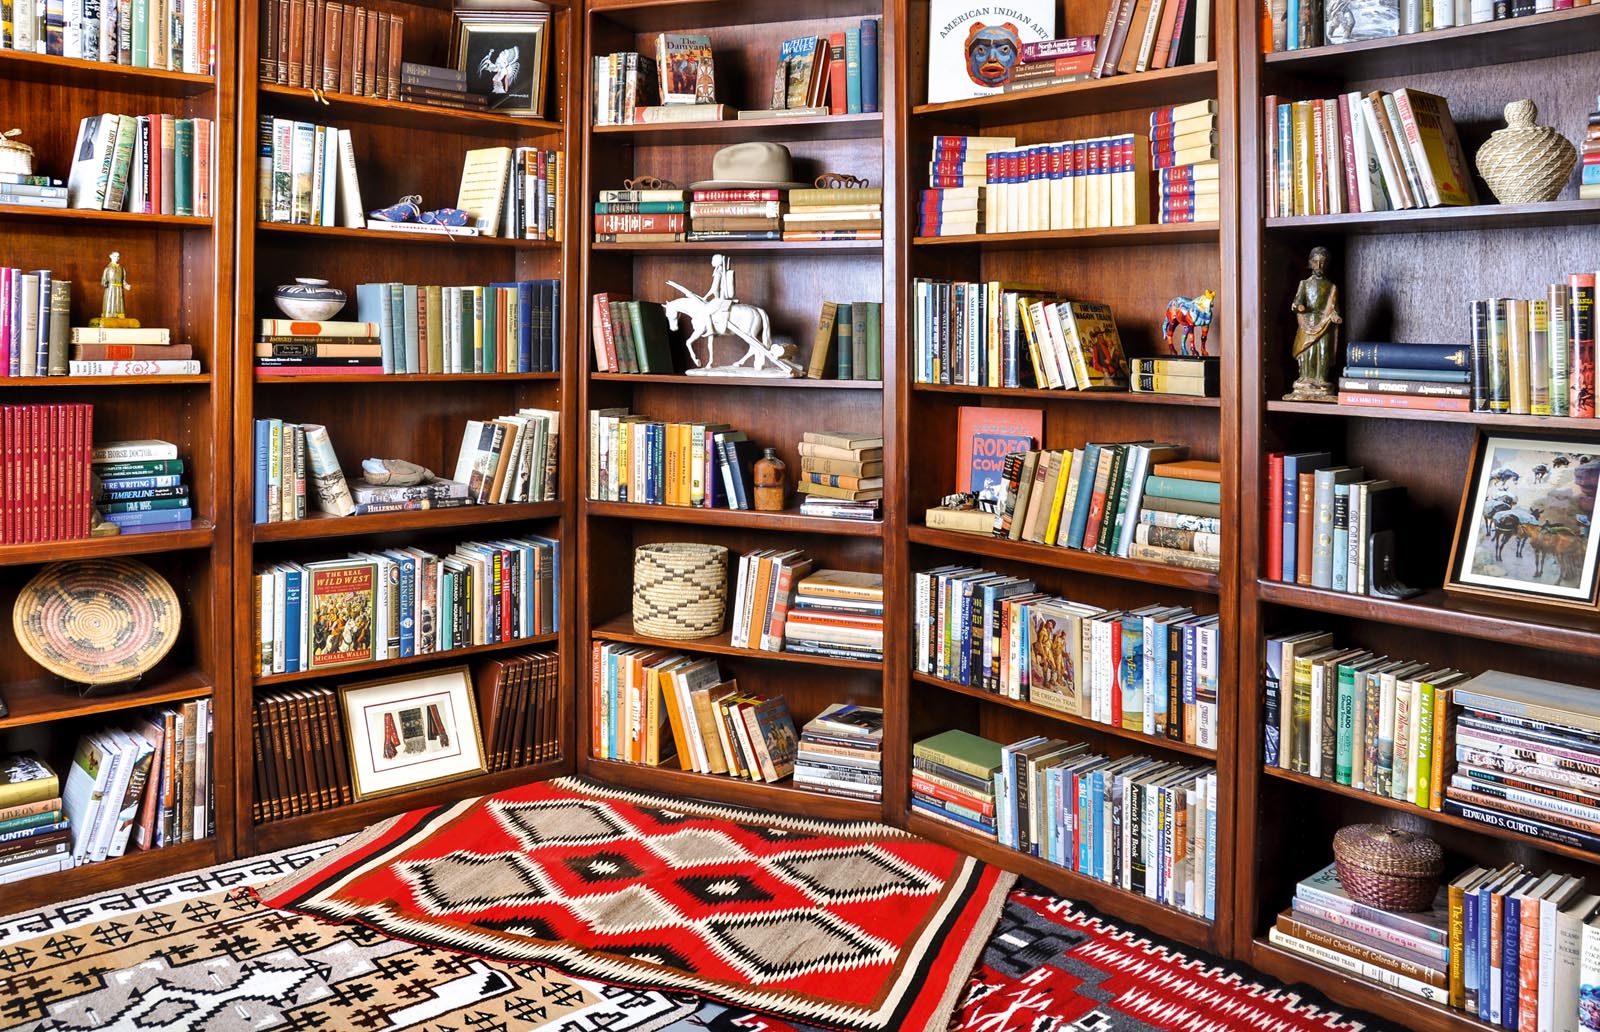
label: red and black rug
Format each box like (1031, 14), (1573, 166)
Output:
(261, 777), (1014, 1032)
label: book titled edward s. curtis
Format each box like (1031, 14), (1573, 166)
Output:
(955, 404), (1042, 503)
(306, 560), (377, 668)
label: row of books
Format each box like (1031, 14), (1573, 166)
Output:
(909, 281), (1130, 391)
(4, 407), (85, 544)
(931, 133), (1154, 235)
(66, 113), (214, 215)
(913, 566), (1219, 747)
(588, 295), (674, 374)
(252, 534), (559, 675)
(808, 301), (883, 380)
(586, 409), (761, 509)
(783, 187), (882, 243)
(1262, 630), (1466, 803)
(733, 555), (884, 663)
(0, 0), (213, 73)
(477, 650), (563, 772)
(257, 118), (361, 227)
(1333, 339), (1480, 413)
(1153, 103), (1220, 225)
(795, 704), (882, 801)
(911, 729), (1218, 919)
(259, 0), (404, 100)
(1265, 88), (1474, 218)
(1460, 282), (1597, 417)
(1583, 96), (1599, 201)
(0, 278), (190, 378)
(97, 439), (191, 533)
(773, 23), (880, 113)
(794, 430), (883, 507)
(250, 686), (351, 821)
(452, 146), (565, 240)
(1089, 0), (1213, 78)
(1265, 451), (1407, 592)
(1265, 0), (1560, 52)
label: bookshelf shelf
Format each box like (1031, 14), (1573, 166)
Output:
(1256, 580), (1600, 658)
(0, 669), (213, 732)
(912, 62), (1219, 123)
(593, 111), (883, 143)
(259, 83), (565, 137)
(908, 524), (1222, 594)
(1260, 6), (1600, 79)
(1246, 940), (1481, 1032)
(591, 373), (882, 390)
(588, 0), (878, 33)
(257, 222), (560, 248)
(1263, 199), (1600, 236)
(252, 502), (563, 542)
(593, 614), (883, 671)
(585, 500), (884, 537)
(1267, 400), (1600, 431)
(253, 633), (561, 688)
(253, 372), (562, 384)
(915, 673), (1217, 760)
(914, 383), (1221, 407)
(0, 205), (215, 227)
(591, 239), (882, 255)
(587, 758), (883, 823)
(0, 838), (222, 914)
(0, 375), (213, 388)
(0, 48), (216, 94)
(913, 223), (1219, 250)
(0, 523), (216, 567)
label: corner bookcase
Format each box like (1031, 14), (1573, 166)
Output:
(229, 0), (583, 856)
(0, 19), (238, 910)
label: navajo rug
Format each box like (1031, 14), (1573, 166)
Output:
(262, 777), (1015, 1032)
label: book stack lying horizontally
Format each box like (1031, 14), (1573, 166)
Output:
(1262, 629), (1467, 796)
(72, 327), (200, 377)
(399, 63), (486, 111)
(731, 548), (816, 652)
(808, 301), (883, 381)
(1338, 341), (1471, 412)
(4, 0), (214, 73)
(1131, 355), (1220, 397)
(476, 649), (563, 771)
(589, 294), (676, 373)
(594, 185), (686, 243)
(1090, 0), (1212, 76)
(1468, 282), (1597, 418)
(1584, 95), (1600, 201)
(1152, 100), (1219, 225)
(587, 409), (759, 509)
(996, 739), (1219, 918)
(251, 687), (352, 822)
(259, 119), (363, 227)
(981, 135), (1149, 233)
(1131, 459), (1221, 571)
(1445, 670), (1600, 854)
(1265, 88), (1474, 216)
(69, 113), (214, 215)
(259, 0), (404, 98)
(795, 704), (883, 800)
(920, 135), (1011, 237)
(797, 430), (883, 518)
(0, 169), (65, 210)
(912, 729), (1002, 836)
(688, 188), (782, 242)
(1004, 35), (1096, 93)
(0, 753), (68, 884)
(255, 317), (380, 377)
(914, 565), (1220, 748)
(911, 285), (1130, 391)
(1, 403), (90, 543)
(783, 570), (885, 663)
(95, 439), (191, 535)
(1265, 452), (1408, 593)
(783, 185), (883, 242)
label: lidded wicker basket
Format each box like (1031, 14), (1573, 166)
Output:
(0, 129), (34, 177)
(1475, 99), (1577, 205)
(632, 542), (728, 639)
(1332, 823), (1443, 912)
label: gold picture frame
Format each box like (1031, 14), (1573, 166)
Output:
(339, 665), (486, 801)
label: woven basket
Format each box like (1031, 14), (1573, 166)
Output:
(13, 558), (181, 685)
(1475, 99), (1577, 205)
(633, 543), (728, 639)
(1332, 823), (1443, 912)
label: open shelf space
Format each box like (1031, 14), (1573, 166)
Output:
(0, 523), (215, 567)
(586, 758), (883, 823)
(0, 375), (213, 388)
(909, 524), (1221, 593)
(914, 223), (1219, 250)
(592, 239), (882, 255)
(912, 62), (1219, 123)
(591, 373), (881, 390)
(257, 222), (558, 249)
(585, 500), (883, 537)
(252, 502), (563, 542)
(593, 614), (882, 671)
(915, 383), (1220, 407)
(259, 83), (565, 137)
(254, 634), (560, 687)
(0, 669), (213, 732)
(593, 111), (883, 143)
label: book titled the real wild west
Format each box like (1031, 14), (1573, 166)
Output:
(306, 560), (378, 669)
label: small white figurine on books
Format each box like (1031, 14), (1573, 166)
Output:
(665, 254), (802, 378)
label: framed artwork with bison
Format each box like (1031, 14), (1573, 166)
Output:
(1447, 434), (1600, 610)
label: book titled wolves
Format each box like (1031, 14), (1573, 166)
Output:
(655, 32), (714, 104)
(955, 404), (1042, 504)
(926, 1), (1055, 105)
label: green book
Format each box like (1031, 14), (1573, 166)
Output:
(93, 458), (185, 478)
(132, 0), (149, 67)
(851, 302), (868, 381)
(481, 286), (498, 374)
(105, 115), (138, 213)
(173, 117), (194, 216)
(1142, 474), (1222, 505)
(864, 301), (882, 381)
(386, 281), (407, 374)
(610, 301), (639, 374)
(1096, 445), (1130, 554)
(913, 729), (1003, 779)
(1412, 678), (1435, 805)
(98, 497), (193, 514)
(836, 302), (853, 379)
(628, 301), (675, 374)
(402, 285), (421, 374)
(458, 289), (473, 372)
(425, 285), (444, 373)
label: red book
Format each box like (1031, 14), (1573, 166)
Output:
(1296, 473), (1315, 585)
(593, 213), (685, 234)
(1266, 452), (1283, 581)
(1336, 391), (1470, 412)
(74, 343), (196, 361)
(591, 291), (624, 372)
(691, 189), (782, 201)
(827, 33), (847, 116)
(1337, 93), (1360, 211)
(1150, 0), (1183, 68)
(255, 366), (386, 376)
(1109, 619), (1123, 725)
(1164, 0), (1193, 66)
(1570, 273), (1596, 418)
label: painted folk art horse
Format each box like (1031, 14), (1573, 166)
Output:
(1162, 289), (1216, 356)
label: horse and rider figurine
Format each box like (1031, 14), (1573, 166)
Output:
(664, 254), (803, 378)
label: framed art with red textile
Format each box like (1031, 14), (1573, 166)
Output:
(338, 665), (486, 800)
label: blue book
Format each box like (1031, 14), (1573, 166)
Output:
(388, 282), (409, 374)
(844, 28), (862, 114)
(1280, 451), (1332, 582)
(102, 507), (193, 527)
(355, 282), (395, 373)
(393, 552), (416, 657)
(1478, 877), (1494, 1023)
(438, 569), (455, 652)
(1120, 614), (1144, 729)
(120, 520), (192, 535)
(1501, 891), (1520, 1028)
(253, 419), (270, 523)
(1181, 620), (1198, 707)
(607, 646), (622, 759)
(1344, 341), (1470, 371)
(519, 281), (537, 372)
(283, 567), (302, 672)
(859, 18), (879, 114)
(402, 284), (421, 374)
(1149, 613), (1171, 732)
(1065, 443), (1103, 548)
(1342, 366), (1472, 383)
(1204, 790), (1217, 919)
(911, 798), (995, 835)
(35, 270), (50, 376)
(1463, 881), (1480, 1009)
(547, 279), (561, 373)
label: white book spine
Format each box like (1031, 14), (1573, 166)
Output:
(1268, 927), (1444, 1002)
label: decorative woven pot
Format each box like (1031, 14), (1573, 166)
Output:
(1475, 99), (1577, 205)
(633, 543), (728, 639)
(1332, 823), (1443, 912)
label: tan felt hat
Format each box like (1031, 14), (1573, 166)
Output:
(690, 141), (810, 190)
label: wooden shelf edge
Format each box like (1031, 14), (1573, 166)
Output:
(591, 372), (882, 389)
(0, 838), (222, 915)
(257, 221), (558, 248)
(0, 669), (213, 731)
(1267, 400), (1600, 431)
(911, 62), (1219, 120)
(914, 382), (1221, 407)
(585, 500), (884, 536)
(592, 614), (883, 671)
(585, 757), (884, 822)
(0, 48), (216, 92)
(913, 223), (1219, 249)
(259, 82), (564, 135)
(254, 634), (560, 687)
(1264, 198), (1600, 234)
(593, 111), (883, 141)
(0, 374), (212, 387)
(254, 372), (561, 384)
(252, 502), (562, 542)
(0, 522), (215, 567)
(1248, 939), (1479, 1032)
(0, 205), (214, 226)
(591, 239), (882, 254)
(908, 524), (1222, 593)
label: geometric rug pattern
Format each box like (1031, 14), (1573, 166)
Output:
(261, 777), (1016, 1032)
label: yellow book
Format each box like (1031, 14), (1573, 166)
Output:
(1507, 298), (1531, 416)
(456, 146), (513, 235)
(1043, 450), (1074, 544)
(659, 665), (695, 771)
(1393, 88), (1478, 208)
(1292, 101), (1315, 217)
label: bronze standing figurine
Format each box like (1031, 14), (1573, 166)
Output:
(1284, 245), (1342, 402)
(91, 251), (140, 328)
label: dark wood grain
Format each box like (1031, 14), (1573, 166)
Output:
(257, 222), (561, 249)
(260, 82), (565, 136)
(252, 503), (562, 542)
(909, 524), (1222, 593)
(585, 500), (884, 536)
(0, 669), (212, 731)
(0, 47), (215, 93)
(586, 758), (885, 822)
(1265, 199), (1600, 235)
(592, 239), (883, 254)
(591, 373), (883, 390)
(912, 63), (1220, 124)
(0, 206), (214, 227)
(0, 524), (215, 567)
(914, 383), (1221, 408)
(254, 634), (560, 687)
(1269, 400), (1600, 430)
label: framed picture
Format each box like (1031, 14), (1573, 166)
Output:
(339, 666), (486, 801)
(1446, 433), (1600, 610)
(453, 17), (549, 116)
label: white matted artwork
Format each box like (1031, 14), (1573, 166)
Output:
(340, 666), (486, 800)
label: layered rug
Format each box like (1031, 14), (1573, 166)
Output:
(260, 777), (1015, 1032)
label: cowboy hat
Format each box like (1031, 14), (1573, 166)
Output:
(690, 141), (810, 190)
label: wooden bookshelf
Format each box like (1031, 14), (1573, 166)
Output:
(230, 0), (582, 857)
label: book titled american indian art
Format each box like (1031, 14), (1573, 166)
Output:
(926, 1), (1055, 105)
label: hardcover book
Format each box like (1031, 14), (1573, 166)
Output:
(955, 405), (1042, 505)
(305, 560), (377, 668)
(926, 1), (1055, 105)
(655, 32), (714, 104)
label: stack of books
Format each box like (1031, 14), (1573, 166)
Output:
(1265, 89), (1474, 217)
(586, 409), (759, 509)
(592, 51), (662, 126)
(259, 118), (362, 228)
(1265, 452), (1408, 593)
(1445, 670), (1600, 854)
(3, 0), (214, 73)
(1130, 459), (1221, 570)
(594, 185), (686, 243)
(68, 114), (213, 215)
(1262, 629), (1466, 796)
(259, 0), (403, 98)
(94, 439), (191, 535)
(1337, 341), (1471, 413)
(920, 135), (1011, 237)
(0, 171), (66, 211)
(399, 63), (486, 111)
(1, 403), (91, 542)
(1584, 95), (1599, 201)
(255, 317), (381, 377)
(0, 753), (68, 884)
(349, 475), (468, 513)
(807, 301), (882, 381)
(476, 650), (563, 771)
(795, 704), (883, 800)
(589, 294), (675, 373)
(688, 188), (782, 242)
(251, 687), (352, 822)
(796, 430), (882, 512)
(1152, 100), (1220, 225)
(783, 570), (885, 663)
(912, 729), (1001, 836)
(1463, 283), (1597, 418)
(1090, 2), (1212, 75)
(980, 135), (1148, 233)
(1130, 355), (1220, 397)
(1004, 36), (1097, 93)
(730, 548), (816, 652)
(783, 186), (883, 242)
(329, 280), (560, 375)
(996, 739), (1219, 918)
(913, 566), (1220, 748)
(72, 327), (200, 377)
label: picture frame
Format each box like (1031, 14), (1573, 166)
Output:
(1445, 432), (1600, 611)
(453, 17), (549, 117)
(339, 665), (486, 801)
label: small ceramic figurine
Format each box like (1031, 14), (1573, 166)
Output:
(361, 458), (435, 486)
(91, 251), (139, 328)
(663, 254), (802, 377)
(752, 448), (787, 511)
(1284, 246), (1342, 402)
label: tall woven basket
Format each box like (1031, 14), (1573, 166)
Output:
(633, 543), (728, 639)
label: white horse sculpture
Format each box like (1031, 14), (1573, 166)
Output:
(662, 275), (802, 377)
